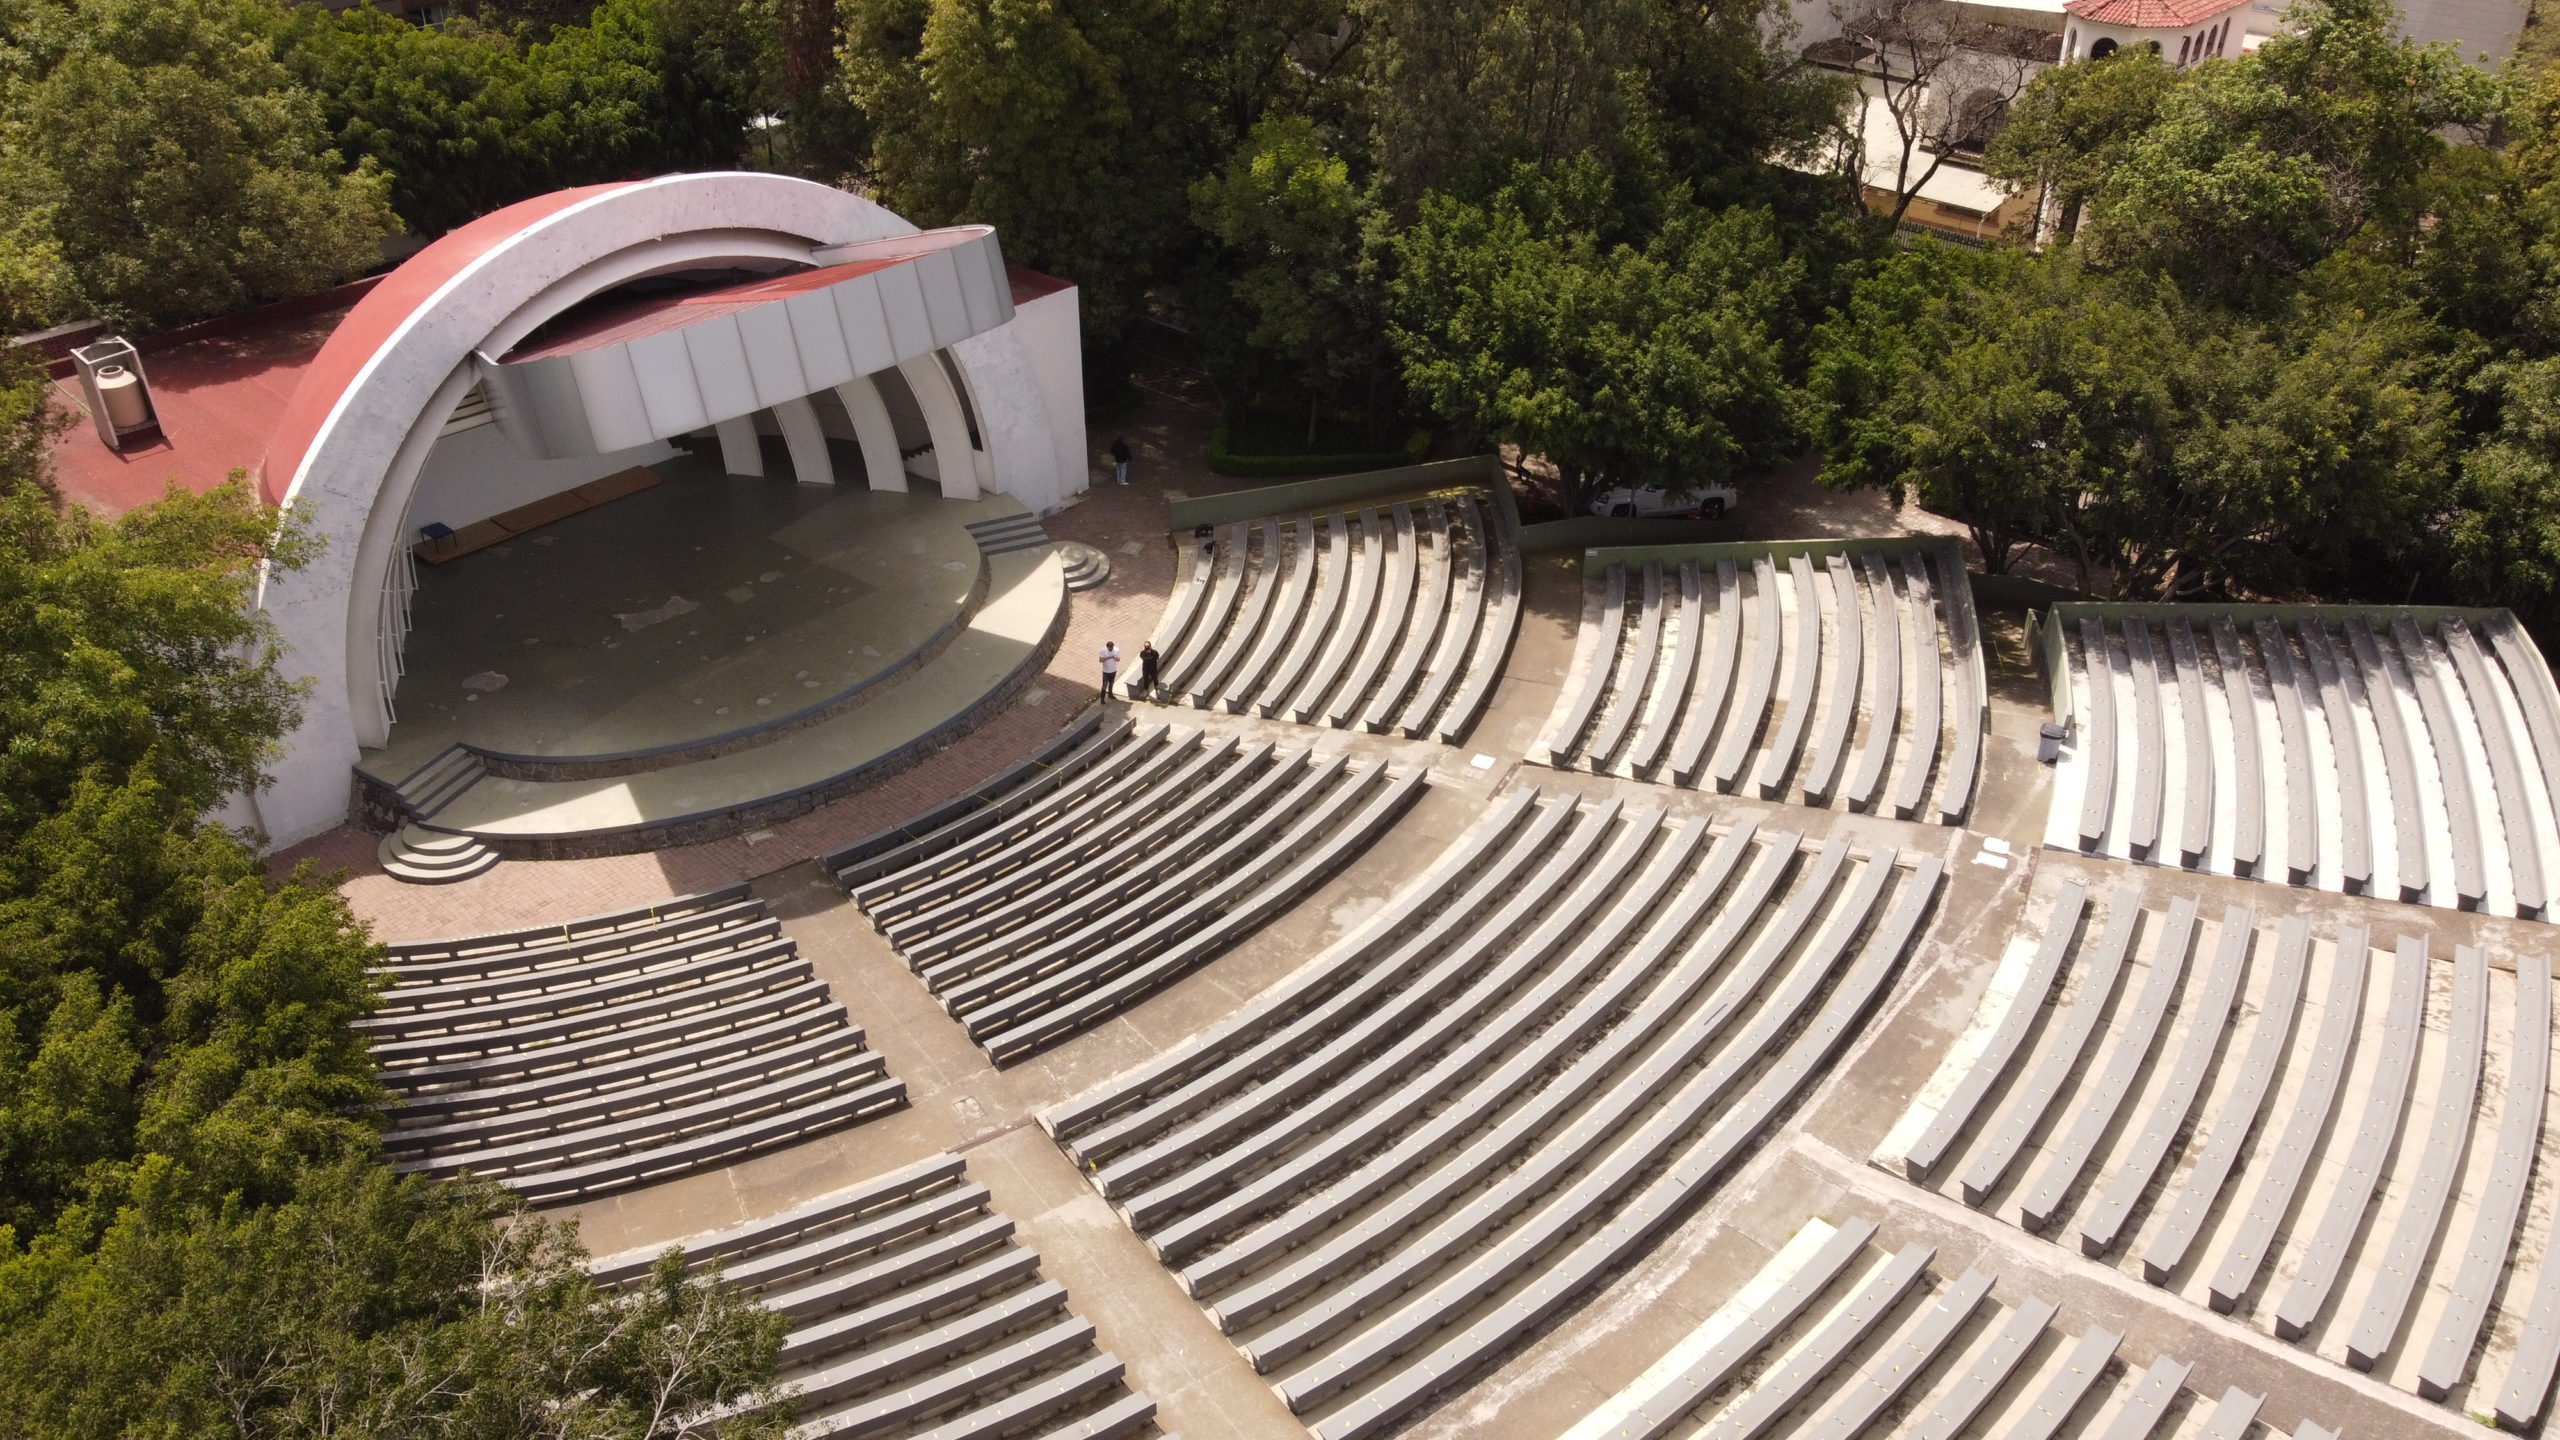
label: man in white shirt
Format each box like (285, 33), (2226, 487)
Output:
(1099, 641), (1121, 700)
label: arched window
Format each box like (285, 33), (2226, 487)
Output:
(2066, 24), (2079, 55)
(2091, 35), (2119, 57)
(2177, 34), (2192, 62)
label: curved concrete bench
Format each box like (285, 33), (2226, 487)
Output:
(1670, 558), (1744, 786)
(1840, 553), (1899, 810)
(864, 731), (1204, 923)
(1889, 552), (1941, 819)
(2077, 903), (2251, 1255)
(383, 973), (835, 1101)
(1539, 561), (1626, 766)
(1188, 518), (1288, 705)
(1279, 855), (1942, 1440)
(1043, 787), (1547, 1156)
(2345, 941), (2487, 1370)
(1801, 554), (1863, 802)
(1325, 504), (1417, 727)
(2166, 620), (2215, 864)
(1112, 801), (1652, 1221)
(850, 725), (1168, 909)
(2446, 618), (2547, 915)
(1433, 492), (1523, 745)
(1585, 561), (1666, 770)
(357, 939), (800, 1042)
(1906, 1295), (2058, 1440)
(2490, 612), (2560, 838)
(1161, 818), (1765, 1278)
(2004, 1326), (2123, 1440)
(601, 1155), (1155, 1440)
(2397, 616), (2488, 907)
(2299, 623), (2372, 890)
(826, 713), (1112, 888)
(2015, 897), (2202, 1232)
(1795, 1266), (1991, 1440)
(1068, 795), (1594, 1185)
(367, 945), (806, 1068)
(976, 765), (1423, 1065)
(2140, 915), (2309, 1283)
(2206, 923), (2369, 1313)
(382, 883), (756, 967)
(1709, 556), (1782, 792)
(1222, 841), (1877, 1345)
(380, 899), (770, 988)
(2125, 619), (2166, 858)
(1203, 836), (1852, 1316)
(1958, 888), (2145, 1205)
(1399, 496), (1489, 738)
(2430, 952), (2549, 1401)
(2076, 619), (2120, 851)
(2103, 1356), (2194, 1440)
(370, 916), (784, 1017)
(1220, 519), (1318, 710)
(1363, 501), (1450, 732)
(1693, 1245), (1934, 1440)
(1261, 511), (1350, 716)
(1145, 528), (1219, 661)
(1902, 881), (2091, 1180)
(2345, 617), (2427, 898)
(2271, 934), (2428, 1339)
(2208, 617), (2267, 876)
(1158, 522), (1250, 696)
(2254, 619), (2320, 883)
(1291, 508), (1383, 722)
(1624, 559), (1703, 774)
(1753, 555), (1822, 797)
(1934, 545), (1985, 823)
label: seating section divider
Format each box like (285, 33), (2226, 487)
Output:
(366, 888), (906, 1205)
(1145, 485), (1520, 742)
(1533, 538), (1982, 823)
(1880, 883), (2560, 1420)
(586, 1154), (1161, 1440)
(840, 721), (1427, 1064)
(1040, 789), (1943, 1439)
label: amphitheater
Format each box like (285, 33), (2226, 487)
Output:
(196, 181), (2560, 1440)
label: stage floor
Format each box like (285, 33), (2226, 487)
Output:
(364, 442), (1027, 782)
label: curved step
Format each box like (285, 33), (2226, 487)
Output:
(379, 825), (499, 885)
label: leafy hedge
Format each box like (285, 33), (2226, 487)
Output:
(1207, 421), (1431, 477)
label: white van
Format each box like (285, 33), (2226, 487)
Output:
(1589, 484), (1739, 519)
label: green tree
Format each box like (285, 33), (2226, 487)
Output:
(2070, 0), (2501, 304)
(1391, 164), (1802, 511)
(1981, 46), (2179, 242)
(1190, 115), (1386, 438)
(840, 0), (1212, 342)
(3, 0), (396, 329)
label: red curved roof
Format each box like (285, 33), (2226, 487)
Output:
(258, 182), (639, 503)
(2065, 0), (2248, 27)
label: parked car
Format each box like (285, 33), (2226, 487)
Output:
(1589, 484), (1739, 519)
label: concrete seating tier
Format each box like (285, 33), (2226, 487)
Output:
(588, 1155), (1160, 1440)
(841, 721), (1428, 1065)
(363, 888), (904, 1205)
(1556, 1216), (2341, 1440)
(2042, 604), (2560, 917)
(1144, 486), (1521, 743)
(1040, 788), (1944, 1440)
(1533, 539), (1985, 825)
(1880, 882), (2560, 1421)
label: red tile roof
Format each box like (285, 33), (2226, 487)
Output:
(2064, 0), (2250, 27)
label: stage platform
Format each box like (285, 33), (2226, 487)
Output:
(359, 445), (1070, 859)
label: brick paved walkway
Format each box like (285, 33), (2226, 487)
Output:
(276, 359), (1246, 943)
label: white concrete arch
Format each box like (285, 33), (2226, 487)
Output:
(248, 172), (1083, 845)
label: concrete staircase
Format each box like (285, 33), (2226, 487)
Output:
(377, 824), (499, 884)
(1058, 540), (1111, 592)
(965, 513), (1052, 557)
